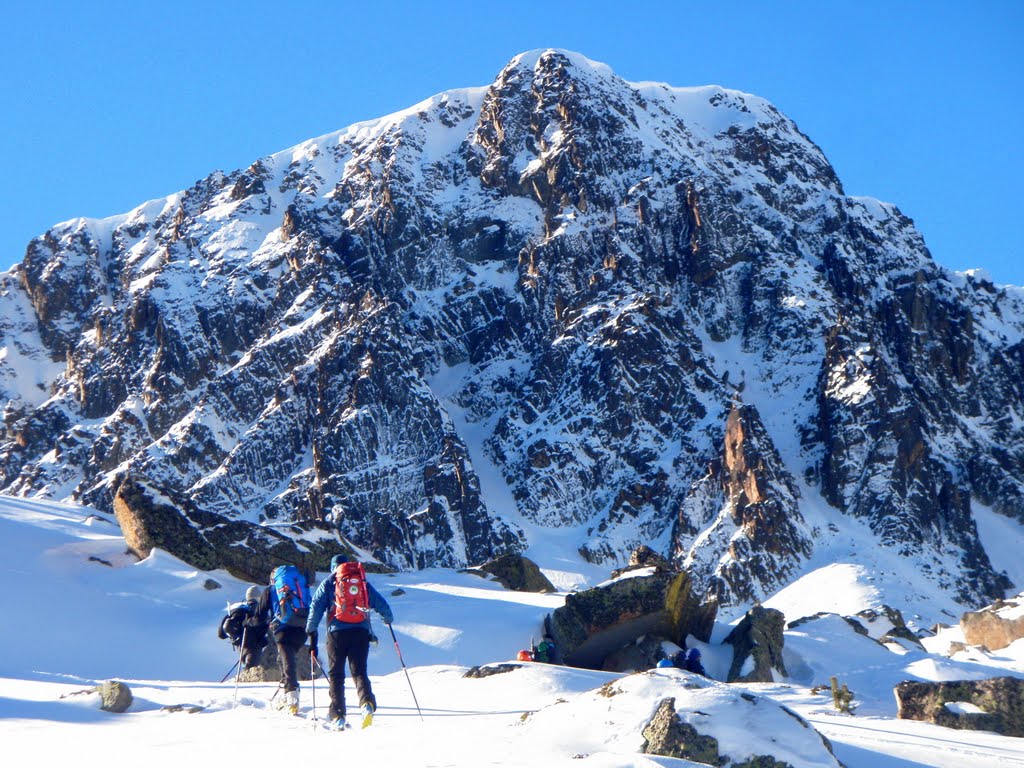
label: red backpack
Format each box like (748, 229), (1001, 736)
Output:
(331, 561), (370, 623)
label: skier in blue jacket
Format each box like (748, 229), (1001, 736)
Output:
(306, 554), (394, 730)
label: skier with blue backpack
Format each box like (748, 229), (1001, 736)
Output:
(256, 564), (313, 714)
(306, 554), (394, 731)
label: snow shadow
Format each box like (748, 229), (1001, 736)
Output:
(0, 694), (112, 724)
(831, 741), (937, 768)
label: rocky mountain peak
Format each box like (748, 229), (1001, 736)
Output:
(0, 51), (1020, 615)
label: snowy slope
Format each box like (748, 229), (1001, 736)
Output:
(3, 494), (1024, 767)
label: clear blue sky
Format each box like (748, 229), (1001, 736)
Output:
(2, 1), (1021, 284)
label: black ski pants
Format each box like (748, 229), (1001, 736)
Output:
(241, 623), (268, 669)
(274, 625), (307, 692)
(240, 641), (265, 670)
(326, 626), (375, 719)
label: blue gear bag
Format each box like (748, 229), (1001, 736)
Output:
(271, 565), (310, 628)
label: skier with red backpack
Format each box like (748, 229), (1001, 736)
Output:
(306, 553), (394, 731)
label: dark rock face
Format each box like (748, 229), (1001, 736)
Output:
(676, 403), (813, 605)
(547, 569), (716, 669)
(474, 554), (555, 593)
(113, 474), (339, 583)
(0, 49), (1021, 612)
(895, 677), (1024, 736)
(724, 606), (787, 683)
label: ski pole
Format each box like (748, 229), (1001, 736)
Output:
(233, 626), (248, 709)
(312, 654), (329, 678)
(388, 623), (423, 721)
(220, 659), (240, 684)
(310, 647), (318, 727)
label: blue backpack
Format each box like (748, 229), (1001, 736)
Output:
(271, 565), (310, 628)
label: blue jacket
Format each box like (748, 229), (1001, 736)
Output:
(306, 572), (394, 634)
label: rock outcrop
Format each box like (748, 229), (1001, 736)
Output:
(724, 605), (787, 683)
(113, 473), (340, 582)
(961, 593), (1024, 651)
(547, 567), (716, 669)
(521, 671), (843, 767)
(642, 697), (724, 764)
(610, 545), (674, 579)
(854, 605), (925, 649)
(472, 554), (555, 593)
(677, 403), (814, 605)
(895, 677), (1024, 737)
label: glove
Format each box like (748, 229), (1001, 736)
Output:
(307, 630), (318, 657)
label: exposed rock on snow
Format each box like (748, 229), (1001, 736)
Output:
(961, 593), (1024, 651)
(547, 567), (716, 669)
(470, 553), (555, 593)
(679, 402), (813, 606)
(99, 680), (133, 713)
(895, 676), (1024, 736)
(462, 662), (522, 678)
(611, 544), (674, 578)
(724, 605), (787, 683)
(854, 604), (925, 649)
(642, 697), (723, 764)
(113, 473), (340, 582)
(522, 669), (843, 767)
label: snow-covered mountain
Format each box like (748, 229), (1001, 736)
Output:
(1, 49), (1022, 614)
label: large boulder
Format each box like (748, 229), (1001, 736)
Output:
(473, 554), (555, 592)
(895, 677), (1024, 737)
(547, 567), (717, 670)
(724, 605), (787, 683)
(113, 474), (345, 582)
(99, 680), (133, 713)
(960, 593), (1024, 651)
